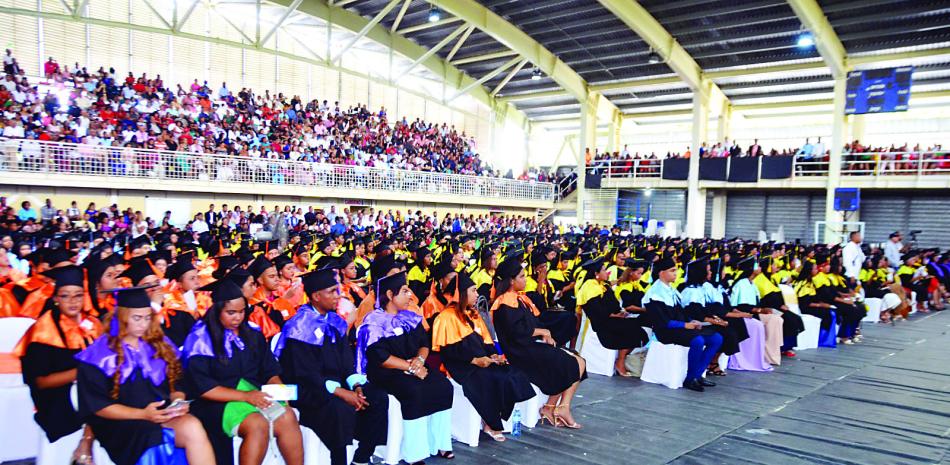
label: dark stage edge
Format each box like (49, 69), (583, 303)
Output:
(5, 311), (949, 465)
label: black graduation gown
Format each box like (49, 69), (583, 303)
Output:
(645, 299), (700, 347)
(583, 290), (648, 349)
(799, 294), (835, 330)
(492, 300), (584, 396)
(365, 325), (452, 420)
(163, 311), (197, 348)
(22, 343), (83, 441)
(439, 332), (535, 431)
(76, 364), (170, 465)
(682, 298), (740, 356)
(526, 280), (577, 347)
(184, 330), (281, 465)
(760, 291), (805, 337)
(279, 338), (388, 450)
(821, 281), (865, 329)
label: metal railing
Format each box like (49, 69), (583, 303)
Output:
(0, 138), (556, 202)
(588, 151), (950, 181)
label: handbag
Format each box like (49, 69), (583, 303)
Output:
(624, 351), (647, 378)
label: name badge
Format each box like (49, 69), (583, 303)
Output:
(281, 310), (289, 318)
(393, 327), (404, 336)
(313, 328), (324, 340)
(79, 319), (94, 330)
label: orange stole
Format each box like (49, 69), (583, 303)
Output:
(17, 282), (55, 319)
(250, 287), (297, 321)
(353, 291), (427, 331)
(247, 303), (281, 340)
(13, 310), (102, 358)
(490, 291), (541, 318)
(0, 287), (21, 318)
(161, 289), (212, 327)
(431, 304), (493, 352)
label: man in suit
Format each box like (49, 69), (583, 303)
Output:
(204, 204), (220, 225)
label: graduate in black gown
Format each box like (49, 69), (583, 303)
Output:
(15, 266), (102, 464)
(275, 268), (388, 465)
(678, 258), (740, 377)
(355, 272), (454, 465)
(490, 253), (586, 429)
(525, 251), (577, 347)
(432, 273), (535, 442)
(181, 271), (303, 465)
(643, 257), (722, 392)
(576, 256), (648, 377)
(74, 287), (215, 465)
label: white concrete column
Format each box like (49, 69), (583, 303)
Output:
(823, 76), (850, 244)
(577, 93), (598, 225)
(606, 110), (622, 154)
(717, 102), (732, 144)
(711, 190), (727, 239)
(851, 114), (866, 144)
(686, 85), (709, 238)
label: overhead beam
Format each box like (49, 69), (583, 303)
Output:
(448, 55), (523, 102)
(451, 50), (518, 66)
(787, 0), (848, 78)
(491, 58), (529, 97)
(590, 76), (682, 93)
(72, 0), (89, 18)
(331, 0), (402, 64)
(389, 0), (411, 32)
(445, 25), (474, 62)
(260, 0), (303, 46)
(173, 0), (200, 33)
(597, 0), (726, 105)
(499, 89), (571, 102)
(396, 24), (468, 80)
(398, 17), (462, 34)
(732, 89), (950, 112)
(428, 0), (615, 114)
(213, 5), (256, 44)
(142, 0), (173, 30)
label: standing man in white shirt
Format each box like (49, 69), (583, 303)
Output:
(884, 231), (903, 270)
(842, 231), (866, 287)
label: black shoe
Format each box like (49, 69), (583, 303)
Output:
(699, 378), (716, 387)
(683, 379), (705, 392)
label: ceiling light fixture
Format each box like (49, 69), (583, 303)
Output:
(428, 6), (442, 23)
(531, 67), (543, 81)
(647, 49), (661, 64)
(797, 33), (815, 48)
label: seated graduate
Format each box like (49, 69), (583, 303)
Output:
(275, 267), (388, 465)
(730, 257), (784, 366)
(860, 255), (909, 322)
(431, 273), (535, 442)
(407, 246), (433, 304)
(15, 266), (103, 464)
(704, 259), (762, 373)
(161, 251), (211, 347)
(244, 255), (284, 341)
(815, 257), (865, 344)
(16, 248), (75, 318)
(84, 251), (125, 316)
(421, 256), (457, 323)
(754, 257), (805, 357)
(547, 249), (577, 310)
(642, 256), (722, 392)
(120, 257), (171, 339)
(576, 256), (648, 377)
(336, 253), (368, 325)
(471, 246), (497, 303)
(181, 271), (303, 465)
(490, 252), (586, 428)
(355, 271), (454, 465)
(794, 260), (837, 332)
(678, 257), (738, 376)
(75, 287), (215, 465)
(525, 250), (577, 347)
(615, 258), (649, 313)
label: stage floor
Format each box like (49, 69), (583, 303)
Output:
(453, 310), (950, 465)
(6, 311), (949, 465)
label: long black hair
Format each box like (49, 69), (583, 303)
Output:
(202, 298), (257, 364)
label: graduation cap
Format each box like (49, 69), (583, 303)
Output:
(314, 255), (337, 270)
(148, 249), (171, 265)
(495, 249), (525, 281)
(376, 271), (406, 304)
(129, 234), (152, 251)
(454, 272), (475, 294)
(624, 258), (649, 270)
(247, 255), (274, 279)
(198, 272), (246, 302)
(41, 265), (86, 290)
(235, 247), (255, 266)
(735, 255), (756, 274)
(112, 286), (153, 308)
(302, 268), (339, 295)
(292, 242), (310, 257)
(165, 251), (197, 281)
(370, 255), (399, 284)
(273, 254), (294, 273)
(120, 257), (159, 285)
(431, 257), (456, 281)
(653, 256), (677, 274)
(581, 256), (606, 275)
(684, 256), (709, 285)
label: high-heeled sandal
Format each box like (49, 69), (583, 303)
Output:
(436, 450), (455, 459)
(539, 404), (557, 426)
(707, 362), (726, 376)
(553, 405), (582, 429)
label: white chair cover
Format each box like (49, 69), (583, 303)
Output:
(863, 298), (883, 323)
(640, 339), (690, 389)
(576, 313), (617, 377)
(448, 378), (481, 447)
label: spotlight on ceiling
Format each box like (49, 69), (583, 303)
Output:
(797, 33), (815, 48)
(647, 49), (661, 64)
(531, 67), (543, 81)
(428, 6), (442, 23)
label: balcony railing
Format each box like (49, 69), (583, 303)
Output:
(587, 151), (950, 181)
(0, 138), (556, 202)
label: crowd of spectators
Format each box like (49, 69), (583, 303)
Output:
(0, 50), (519, 180)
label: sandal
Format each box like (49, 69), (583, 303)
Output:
(707, 362), (726, 376)
(539, 404), (557, 426)
(553, 405), (582, 429)
(437, 450), (455, 460)
(482, 426), (506, 442)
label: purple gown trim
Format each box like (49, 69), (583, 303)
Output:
(355, 309), (423, 375)
(272, 304), (348, 357)
(75, 335), (175, 386)
(180, 321), (245, 362)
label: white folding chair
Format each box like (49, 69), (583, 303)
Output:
(862, 298), (883, 323)
(374, 395), (403, 465)
(0, 317), (39, 462)
(448, 378), (481, 447)
(640, 337), (690, 389)
(576, 313), (617, 377)
(787, 303), (820, 350)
